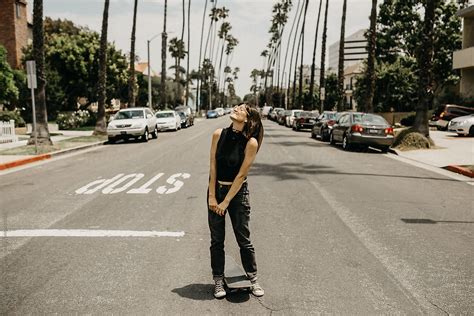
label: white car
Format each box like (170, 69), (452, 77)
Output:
(286, 109), (303, 127)
(214, 107), (225, 116)
(448, 114), (474, 136)
(155, 110), (181, 131)
(107, 107), (158, 143)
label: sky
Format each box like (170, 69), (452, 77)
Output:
(40, 0), (374, 99)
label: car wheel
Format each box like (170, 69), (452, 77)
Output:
(342, 134), (351, 151)
(108, 136), (115, 144)
(151, 125), (158, 139)
(329, 132), (336, 145)
(469, 125), (474, 136)
(380, 146), (389, 153)
(142, 128), (149, 142)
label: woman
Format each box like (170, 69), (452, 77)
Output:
(208, 103), (264, 299)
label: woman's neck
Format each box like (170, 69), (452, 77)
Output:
(232, 122), (244, 132)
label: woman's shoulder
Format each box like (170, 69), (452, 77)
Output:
(212, 128), (224, 137)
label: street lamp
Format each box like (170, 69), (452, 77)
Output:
(147, 33), (161, 108)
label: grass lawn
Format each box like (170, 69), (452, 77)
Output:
(0, 135), (107, 155)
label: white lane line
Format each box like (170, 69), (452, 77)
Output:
(2, 229), (185, 238)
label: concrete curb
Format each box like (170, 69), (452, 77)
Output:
(444, 165), (474, 178)
(0, 141), (106, 171)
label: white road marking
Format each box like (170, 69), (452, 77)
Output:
(2, 229), (185, 238)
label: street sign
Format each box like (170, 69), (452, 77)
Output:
(320, 87), (325, 101)
(26, 60), (37, 89)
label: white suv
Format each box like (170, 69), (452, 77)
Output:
(286, 110), (303, 127)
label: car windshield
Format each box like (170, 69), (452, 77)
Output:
(178, 113), (186, 118)
(326, 113), (337, 120)
(353, 113), (388, 125)
(156, 112), (174, 118)
(298, 112), (313, 118)
(115, 110), (144, 120)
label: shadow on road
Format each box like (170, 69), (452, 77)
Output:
(250, 162), (464, 182)
(171, 284), (214, 301)
(401, 218), (474, 224)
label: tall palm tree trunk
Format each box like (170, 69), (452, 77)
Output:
(94, 0), (110, 136)
(128, 0), (138, 107)
(364, 0), (377, 113)
(319, 0), (329, 112)
(185, 0), (191, 107)
(287, 0), (304, 109)
(292, 31), (303, 108)
(337, 0), (347, 112)
(298, 0), (309, 110)
(161, 0), (168, 109)
(309, 0), (323, 111)
(196, 0), (208, 113)
(414, 0), (438, 137)
(28, 0), (52, 145)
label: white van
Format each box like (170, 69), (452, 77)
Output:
(261, 106), (273, 118)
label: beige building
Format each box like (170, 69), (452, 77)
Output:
(328, 29), (367, 73)
(453, 5), (474, 98)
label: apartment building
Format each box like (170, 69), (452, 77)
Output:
(453, 5), (474, 98)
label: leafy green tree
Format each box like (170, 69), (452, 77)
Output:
(0, 45), (19, 105)
(323, 73), (339, 111)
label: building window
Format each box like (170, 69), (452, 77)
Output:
(16, 3), (22, 18)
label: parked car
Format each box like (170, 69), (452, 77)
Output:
(286, 109), (303, 127)
(214, 107), (225, 116)
(278, 110), (290, 125)
(330, 112), (394, 152)
(311, 111), (340, 141)
(431, 104), (474, 130)
(270, 107), (284, 121)
(177, 111), (190, 128)
(107, 107), (158, 143)
(292, 111), (319, 131)
(175, 105), (194, 126)
(155, 110), (181, 131)
(261, 105), (273, 118)
(224, 107), (232, 115)
(447, 114), (474, 136)
(207, 110), (219, 119)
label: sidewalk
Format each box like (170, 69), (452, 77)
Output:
(390, 130), (474, 178)
(0, 130), (105, 170)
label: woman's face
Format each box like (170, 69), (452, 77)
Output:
(230, 104), (249, 123)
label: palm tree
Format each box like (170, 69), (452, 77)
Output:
(364, 0), (378, 113)
(287, 0), (304, 109)
(413, 0), (439, 137)
(319, 0), (329, 112)
(337, 0), (347, 112)
(216, 22), (232, 102)
(128, 0), (138, 107)
(28, 0), (52, 146)
(309, 0), (324, 111)
(196, 0), (209, 113)
(94, 0), (110, 136)
(185, 0), (191, 107)
(297, 0), (309, 109)
(169, 37), (187, 107)
(161, 0), (168, 109)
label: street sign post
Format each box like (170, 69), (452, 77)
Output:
(26, 60), (38, 154)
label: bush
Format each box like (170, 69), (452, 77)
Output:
(400, 115), (416, 127)
(0, 110), (26, 127)
(56, 110), (91, 129)
(392, 128), (435, 150)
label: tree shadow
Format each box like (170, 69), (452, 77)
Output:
(266, 141), (327, 148)
(250, 162), (464, 182)
(401, 218), (474, 224)
(171, 284), (214, 301)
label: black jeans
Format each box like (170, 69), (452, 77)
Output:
(208, 182), (257, 280)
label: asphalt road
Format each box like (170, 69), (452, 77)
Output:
(1, 116), (473, 314)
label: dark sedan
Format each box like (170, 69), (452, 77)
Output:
(293, 111), (319, 131)
(311, 111), (340, 141)
(330, 112), (394, 153)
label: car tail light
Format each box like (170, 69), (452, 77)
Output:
(351, 124), (364, 133)
(385, 127), (394, 135)
(299, 118), (305, 123)
(327, 120), (335, 126)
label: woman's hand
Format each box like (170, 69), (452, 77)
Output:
(215, 200), (229, 216)
(208, 195), (218, 212)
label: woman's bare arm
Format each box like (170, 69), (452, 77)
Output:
(208, 129), (222, 210)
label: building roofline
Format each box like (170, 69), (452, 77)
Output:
(457, 5), (474, 18)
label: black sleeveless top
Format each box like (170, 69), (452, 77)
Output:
(216, 127), (249, 182)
